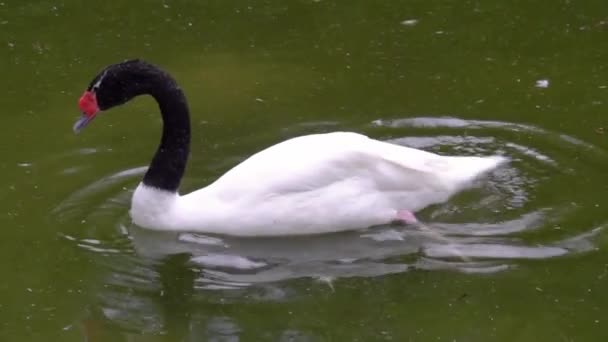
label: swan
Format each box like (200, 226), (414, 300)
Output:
(74, 59), (507, 236)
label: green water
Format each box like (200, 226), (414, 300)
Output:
(2, 1), (608, 341)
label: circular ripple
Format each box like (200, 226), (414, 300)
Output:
(370, 117), (608, 258)
(53, 117), (608, 299)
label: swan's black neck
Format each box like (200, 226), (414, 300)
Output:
(87, 60), (191, 193)
(141, 74), (190, 193)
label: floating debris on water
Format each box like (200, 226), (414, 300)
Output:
(535, 79), (550, 88)
(400, 19), (419, 26)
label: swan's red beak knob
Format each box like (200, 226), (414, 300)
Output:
(74, 91), (99, 133)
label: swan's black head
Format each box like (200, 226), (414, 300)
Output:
(74, 59), (169, 133)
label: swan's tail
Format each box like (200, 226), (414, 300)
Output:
(442, 155), (508, 188)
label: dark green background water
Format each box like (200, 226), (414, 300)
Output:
(2, 1), (608, 341)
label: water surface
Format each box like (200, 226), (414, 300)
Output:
(1, 1), (608, 341)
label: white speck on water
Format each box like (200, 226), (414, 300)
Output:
(317, 276), (335, 291)
(255, 98), (264, 103)
(190, 254), (266, 270)
(62, 235), (77, 241)
(17, 163), (31, 167)
(7, 42), (14, 48)
(338, 258), (357, 263)
(163, 3), (169, 8)
(599, 85), (607, 89)
(535, 287), (543, 292)
(535, 79), (549, 88)
(400, 19), (419, 26)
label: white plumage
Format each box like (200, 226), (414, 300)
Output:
(130, 132), (506, 236)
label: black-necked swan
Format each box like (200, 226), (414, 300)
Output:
(74, 59), (507, 236)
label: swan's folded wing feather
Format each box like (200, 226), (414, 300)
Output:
(198, 132), (448, 199)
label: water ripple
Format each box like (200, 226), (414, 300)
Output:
(51, 117), (608, 332)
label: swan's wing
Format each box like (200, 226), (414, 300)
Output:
(196, 132), (455, 199)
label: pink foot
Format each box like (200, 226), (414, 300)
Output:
(394, 209), (418, 225)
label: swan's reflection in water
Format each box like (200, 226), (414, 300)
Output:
(75, 214), (605, 341)
(80, 235), (326, 341)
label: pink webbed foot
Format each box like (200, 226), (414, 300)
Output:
(393, 209), (418, 225)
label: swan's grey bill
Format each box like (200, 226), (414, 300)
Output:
(73, 113), (94, 134)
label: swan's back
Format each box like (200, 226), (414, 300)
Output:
(193, 132), (506, 200)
